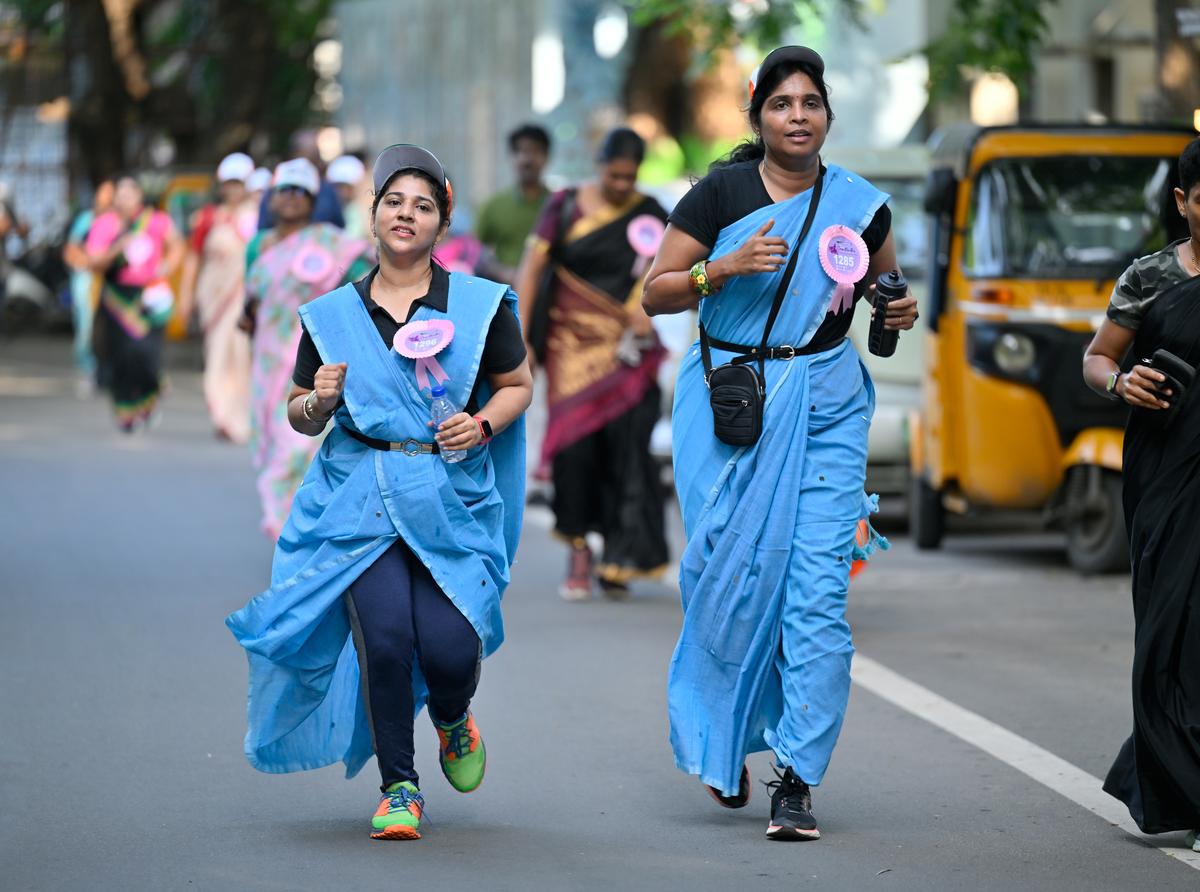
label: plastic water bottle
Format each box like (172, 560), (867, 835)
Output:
(430, 384), (465, 464)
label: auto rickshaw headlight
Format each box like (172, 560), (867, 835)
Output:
(994, 332), (1036, 375)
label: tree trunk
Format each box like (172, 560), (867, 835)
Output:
(206, 0), (279, 156)
(65, 0), (132, 184)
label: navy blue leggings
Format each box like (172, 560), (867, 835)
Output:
(346, 539), (481, 790)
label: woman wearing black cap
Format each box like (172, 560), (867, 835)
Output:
(515, 126), (670, 601)
(642, 46), (917, 840)
(227, 145), (532, 841)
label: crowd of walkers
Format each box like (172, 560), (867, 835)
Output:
(63, 43), (1199, 851)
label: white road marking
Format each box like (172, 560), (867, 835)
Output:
(852, 654), (1200, 871)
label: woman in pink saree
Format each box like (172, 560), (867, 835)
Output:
(245, 159), (374, 538)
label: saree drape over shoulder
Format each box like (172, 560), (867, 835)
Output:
(538, 191), (667, 465)
(669, 165), (887, 796)
(226, 274), (525, 778)
(1104, 274), (1200, 834)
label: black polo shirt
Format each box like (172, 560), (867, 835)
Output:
(669, 161), (892, 350)
(292, 264), (526, 415)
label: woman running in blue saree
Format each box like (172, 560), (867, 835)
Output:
(643, 47), (917, 841)
(226, 146), (532, 840)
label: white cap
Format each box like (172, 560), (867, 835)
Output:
(246, 167), (272, 192)
(326, 155), (366, 185)
(216, 152), (255, 183)
(272, 158), (321, 196)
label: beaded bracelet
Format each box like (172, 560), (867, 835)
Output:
(689, 260), (716, 297)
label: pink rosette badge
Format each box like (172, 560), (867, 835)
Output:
(393, 319), (455, 392)
(124, 233), (155, 269)
(291, 243), (336, 284)
(818, 224), (869, 315)
(626, 214), (665, 278)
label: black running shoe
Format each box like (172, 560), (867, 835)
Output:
(765, 767), (820, 840)
(705, 764), (751, 809)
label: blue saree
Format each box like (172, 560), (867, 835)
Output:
(669, 164), (887, 795)
(226, 273), (525, 778)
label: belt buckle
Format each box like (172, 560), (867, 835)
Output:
(776, 345), (796, 360)
(394, 438), (423, 456)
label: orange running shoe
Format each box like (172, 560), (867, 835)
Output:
(370, 781), (424, 840)
(435, 711), (486, 792)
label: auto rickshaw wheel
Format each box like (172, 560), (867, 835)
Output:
(911, 475), (945, 550)
(1064, 467), (1128, 575)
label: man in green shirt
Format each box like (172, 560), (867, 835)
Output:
(476, 124), (551, 283)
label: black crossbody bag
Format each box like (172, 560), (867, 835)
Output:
(699, 171), (824, 446)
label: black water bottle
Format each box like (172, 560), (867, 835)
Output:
(868, 269), (907, 358)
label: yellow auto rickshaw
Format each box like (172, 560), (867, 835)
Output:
(909, 124), (1195, 573)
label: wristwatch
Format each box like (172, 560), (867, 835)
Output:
(474, 415), (494, 443)
(1105, 371), (1122, 401)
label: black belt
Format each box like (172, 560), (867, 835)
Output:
(705, 334), (843, 361)
(344, 425), (440, 456)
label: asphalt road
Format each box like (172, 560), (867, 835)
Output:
(1, 336), (1197, 891)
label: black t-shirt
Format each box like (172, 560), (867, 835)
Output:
(292, 264), (526, 415)
(669, 160), (891, 348)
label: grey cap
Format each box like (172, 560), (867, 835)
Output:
(372, 144), (448, 196)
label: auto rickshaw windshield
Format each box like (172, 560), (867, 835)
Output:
(963, 155), (1174, 279)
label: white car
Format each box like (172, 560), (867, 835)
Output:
(826, 145), (930, 497)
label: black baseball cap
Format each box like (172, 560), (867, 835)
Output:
(372, 144), (452, 211)
(749, 46), (826, 99)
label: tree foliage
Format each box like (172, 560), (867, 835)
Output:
(626, 0), (1056, 98)
(3, 0), (334, 181)
(922, 0), (1056, 100)
(628, 0), (863, 71)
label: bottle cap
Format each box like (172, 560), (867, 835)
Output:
(876, 269), (907, 298)
(431, 384), (446, 397)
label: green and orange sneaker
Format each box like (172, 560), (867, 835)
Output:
(370, 781), (424, 840)
(435, 711), (486, 793)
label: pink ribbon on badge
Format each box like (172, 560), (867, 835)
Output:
(818, 224), (869, 316)
(393, 319), (455, 391)
(627, 214), (665, 278)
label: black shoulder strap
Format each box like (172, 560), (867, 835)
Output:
(699, 169), (825, 378)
